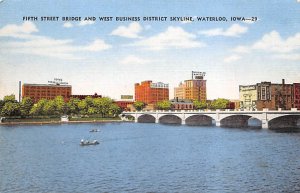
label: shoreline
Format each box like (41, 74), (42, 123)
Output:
(0, 119), (132, 126)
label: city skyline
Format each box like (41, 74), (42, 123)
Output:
(0, 0), (300, 100)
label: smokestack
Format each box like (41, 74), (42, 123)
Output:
(282, 79), (285, 85)
(19, 81), (21, 102)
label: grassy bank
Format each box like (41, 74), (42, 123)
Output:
(0, 116), (122, 125)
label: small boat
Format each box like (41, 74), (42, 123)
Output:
(80, 139), (99, 146)
(89, 129), (100, 132)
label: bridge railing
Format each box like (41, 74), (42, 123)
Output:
(122, 108), (299, 113)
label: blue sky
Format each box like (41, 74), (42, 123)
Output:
(0, 0), (299, 100)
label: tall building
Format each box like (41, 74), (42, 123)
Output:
(22, 79), (72, 103)
(292, 83), (300, 110)
(134, 80), (169, 104)
(174, 71), (207, 101)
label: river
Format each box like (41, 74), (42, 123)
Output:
(0, 123), (300, 192)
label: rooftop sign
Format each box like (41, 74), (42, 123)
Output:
(48, 78), (68, 85)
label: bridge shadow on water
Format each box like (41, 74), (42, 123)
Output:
(269, 127), (300, 133)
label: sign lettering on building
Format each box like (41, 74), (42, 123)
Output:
(121, 95), (133, 100)
(192, 71), (206, 80)
(239, 85), (256, 91)
(150, 82), (169, 88)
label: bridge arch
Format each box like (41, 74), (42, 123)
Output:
(268, 115), (300, 129)
(120, 114), (135, 121)
(159, 115), (182, 124)
(220, 115), (252, 128)
(137, 114), (156, 123)
(185, 115), (214, 126)
(248, 117), (262, 127)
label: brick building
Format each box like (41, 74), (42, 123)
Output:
(256, 80), (293, 110)
(115, 101), (134, 111)
(292, 83), (300, 110)
(22, 82), (72, 103)
(134, 80), (169, 105)
(170, 99), (194, 110)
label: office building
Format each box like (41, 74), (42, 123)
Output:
(134, 80), (169, 104)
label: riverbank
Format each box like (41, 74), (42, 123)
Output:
(0, 117), (128, 126)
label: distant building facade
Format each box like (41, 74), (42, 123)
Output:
(174, 71), (207, 101)
(22, 79), (72, 103)
(240, 79), (296, 111)
(170, 99), (194, 110)
(71, 93), (102, 100)
(115, 101), (134, 111)
(135, 80), (169, 104)
(228, 100), (240, 110)
(256, 80), (293, 110)
(292, 83), (300, 110)
(239, 85), (257, 110)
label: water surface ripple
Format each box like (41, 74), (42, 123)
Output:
(0, 123), (300, 192)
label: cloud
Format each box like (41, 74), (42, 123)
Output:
(232, 46), (250, 53)
(78, 20), (95, 26)
(63, 22), (73, 28)
(0, 21), (38, 38)
(0, 22), (111, 59)
(111, 22), (143, 38)
(199, 24), (248, 37)
(224, 55), (241, 63)
(132, 26), (205, 50)
(83, 39), (112, 51)
(231, 31), (300, 61)
(275, 53), (300, 61)
(120, 55), (149, 65)
(252, 31), (300, 53)
(62, 20), (94, 28)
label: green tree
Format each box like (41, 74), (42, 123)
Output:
(156, 100), (171, 110)
(1, 95), (20, 116)
(53, 96), (65, 115)
(210, 98), (229, 110)
(0, 100), (5, 115)
(133, 101), (145, 111)
(30, 99), (47, 116)
(87, 107), (97, 115)
(78, 100), (88, 115)
(85, 96), (94, 107)
(1, 102), (20, 116)
(193, 100), (207, 110)
(20, 97), (34, 117)
(93, 97), (103, 115)
(68, 98), (81, 114)
(3, 95), (17, 103)
(98, 97), (114, 117)
(109, 103), (121, 117)
(43, 100), (56, 115)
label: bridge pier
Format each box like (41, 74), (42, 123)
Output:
(261, 119), (269, 129)
(182, 119), (186, 125)
(215, 120), (221, 127)
(155, 118), (159, 123)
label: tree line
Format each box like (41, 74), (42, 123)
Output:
(0, 95), (121, 118)
(133, 98), (231, 111)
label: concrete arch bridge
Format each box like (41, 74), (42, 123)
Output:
(121, 109), (300, 129)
